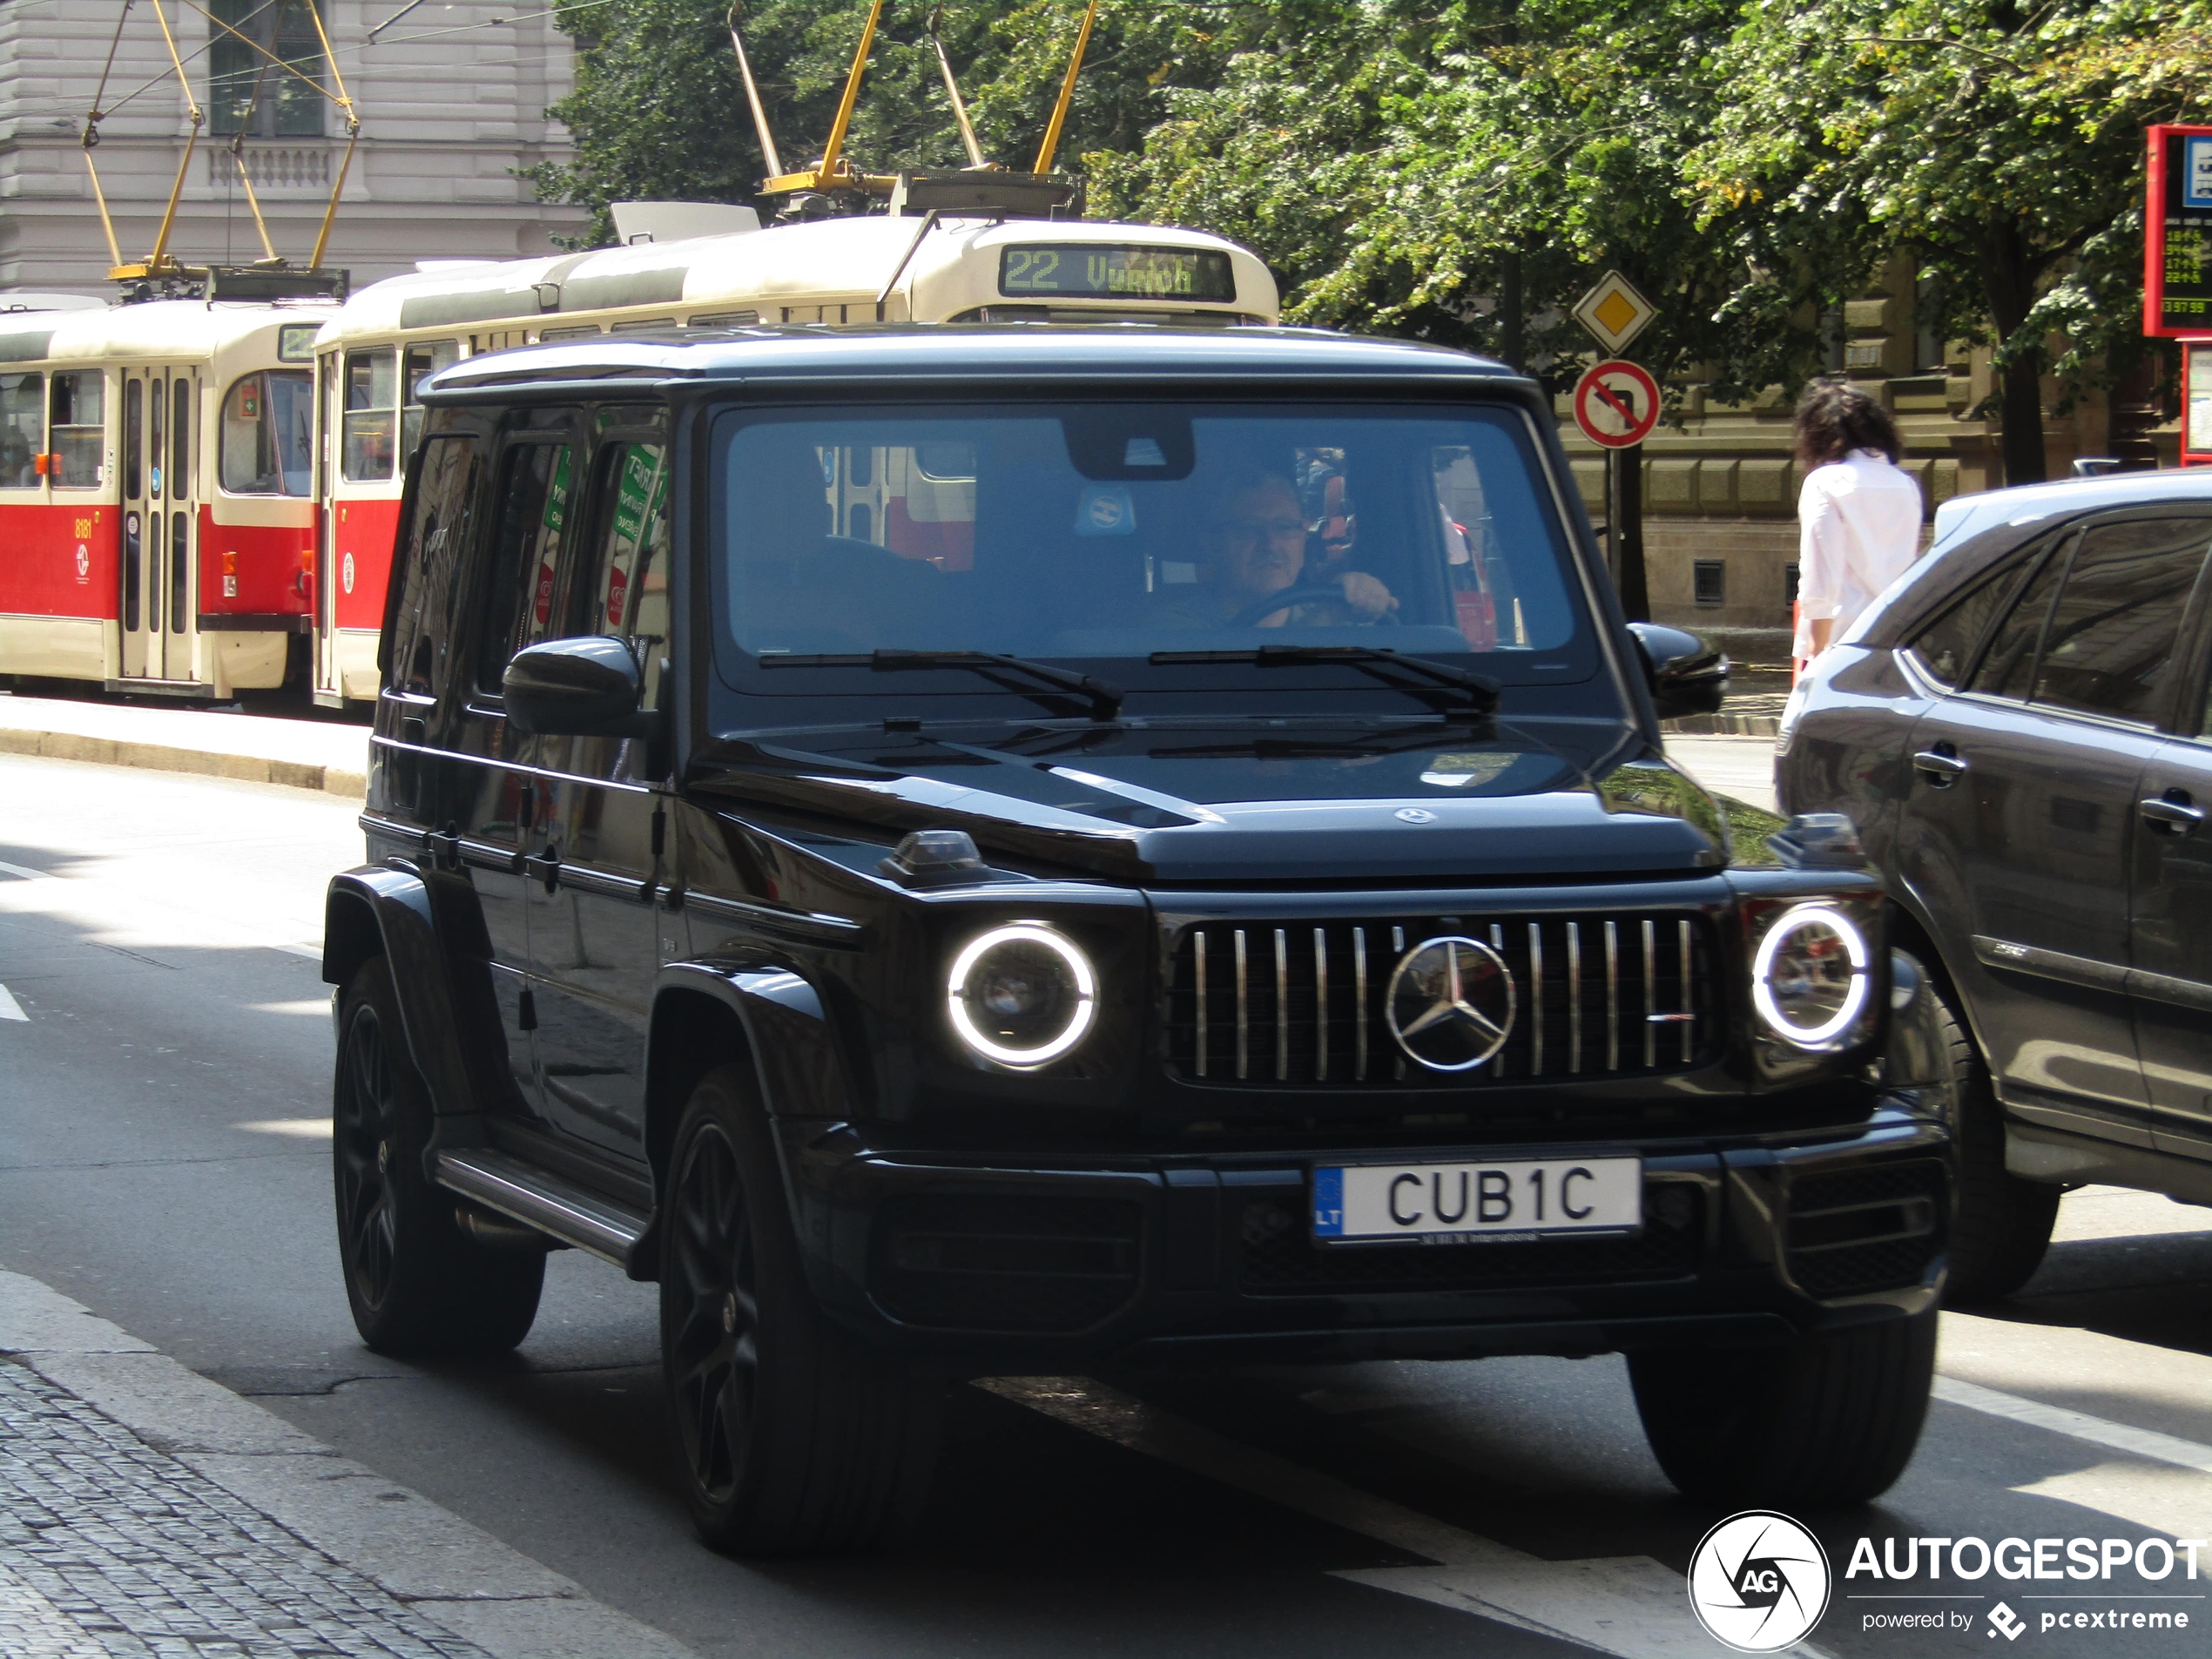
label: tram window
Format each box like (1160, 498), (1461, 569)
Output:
(149, 378), (165, 498)
(342, 348), (399, 482)
(401, 340), (459, 457)
(172, 379), (192, 496)
(477, 440), (577, 691)
(50, 371), (103, 490)
(388, 434), (482, 699)
(0, 373), (41, 488)
(219, 371), (313, 496)
(578, 441), (671, 706)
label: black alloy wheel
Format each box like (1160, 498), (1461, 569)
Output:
(331, 955), (545, 1356)
(659, 1064), (941, 1555)
(664, 1117), (759, 1507)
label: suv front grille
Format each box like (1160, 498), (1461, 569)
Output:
(1167, 912), (1719, 1087)
(870, 1195), (1141, 1333)
(1785, 1160), (1946, 1298)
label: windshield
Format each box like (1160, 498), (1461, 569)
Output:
(712, 402), (1594, 698)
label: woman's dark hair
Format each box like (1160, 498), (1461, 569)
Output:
(1792, 381), (1902, 468)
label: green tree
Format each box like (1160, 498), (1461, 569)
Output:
(1694, 0), (2212, 484)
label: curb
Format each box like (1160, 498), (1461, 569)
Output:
(1661, 713), (1780, 739)
(0, 725), (366, 798)
(0, 1268), (697, 1659)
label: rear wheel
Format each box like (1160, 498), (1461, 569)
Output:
(660, 1063), (941, 1555)
(333, 955), (544, 1355)
(1928, 973), (2061, 1309)
(1630, 1306), (1937, 1507)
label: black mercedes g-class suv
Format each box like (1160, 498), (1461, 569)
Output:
(324, 326), (1953, 1554)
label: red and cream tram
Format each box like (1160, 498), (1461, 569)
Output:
(308, 213), (1277, 704)
(0, 300), (334, 695)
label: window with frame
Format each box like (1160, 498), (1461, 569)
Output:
(387, 434), (482, 700)
(0, 373), (41, 488)
(2031, 516), (2211, 723)
(1907, 548), (2043, 689)
(50, 371), (103, 489)
(209, 0), (326, 137)
(1966, 543), (2066, 700)
(477, 439), (578, 691)
(577, 438), (671, 706)
(342, 349), (398, 482)
(221, 371), (314, 495)
(401, 341), (459, 458)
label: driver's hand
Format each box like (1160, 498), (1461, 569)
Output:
(1337, 571), (1398, 621)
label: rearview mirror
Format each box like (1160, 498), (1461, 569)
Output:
(502, 636), (649, 736)
(1629, 623), (1729, 721)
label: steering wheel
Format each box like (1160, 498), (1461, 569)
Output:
(1225, 583), (1352, 629)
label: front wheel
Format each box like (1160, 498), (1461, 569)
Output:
(333, 955), (544, 1356)
(660, 1063), (941, 1555)
(1629, 1307), (1937, 1507)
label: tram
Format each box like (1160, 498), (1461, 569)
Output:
(308, 212), (1278, 704)
(0, 300), (336, 695)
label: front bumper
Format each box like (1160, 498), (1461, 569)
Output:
(773, 1103), (1952, 1371)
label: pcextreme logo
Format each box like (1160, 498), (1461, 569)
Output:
(1687, 1510), (1832, 1653)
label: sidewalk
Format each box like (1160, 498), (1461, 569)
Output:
(0, 697), (368, 799)
(0, 1269), (695, 1659)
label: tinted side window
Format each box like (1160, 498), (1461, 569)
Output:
(386, 435), (482, 698)
(1967, 541), (2067, 700)
(2032, 516), (2211, 723)
(577, 440), (671, 704)
(1906, 551), (2039, 688)
(477, 440), (578, 691)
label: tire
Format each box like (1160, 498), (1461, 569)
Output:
(660, 1063), (941, 1555)
(1895, 953), (2059, 1302)
(1629, 1306), (1937, 1507)
(333, 955), (544, 1356)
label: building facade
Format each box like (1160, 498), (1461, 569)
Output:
(0, 0), (586, 296)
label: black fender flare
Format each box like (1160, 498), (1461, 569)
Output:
(637, 959), (857, 1285)
(323, 864), (482, 1123)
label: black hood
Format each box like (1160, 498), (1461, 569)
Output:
(691, 717), (1741, 884)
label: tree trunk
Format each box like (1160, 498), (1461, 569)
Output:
(1979, 221), (2047, 487)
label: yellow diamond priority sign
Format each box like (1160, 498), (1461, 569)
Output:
(1573, 270), (1656, 355)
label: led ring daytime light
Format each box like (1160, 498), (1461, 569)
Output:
(947, 922), (1098, 1067)
(1750, 903), (1871, 1048)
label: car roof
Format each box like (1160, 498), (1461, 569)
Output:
(421, 323), (1519, 399)
(1859, 468), (2212, 648)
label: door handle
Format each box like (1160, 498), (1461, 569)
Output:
(1912, 747), (1968, 784)
(2140, 792), (2206, 834)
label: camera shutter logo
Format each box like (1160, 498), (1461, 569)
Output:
(1686, 1510), (1831, 1652)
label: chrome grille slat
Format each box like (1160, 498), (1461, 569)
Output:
(1312, 927), (1330, 1082)
(1171, 911), (1713, 1088)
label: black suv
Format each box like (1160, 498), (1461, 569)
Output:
(324, 326), (1953, 1554)
(1778, 469), (2212, 1301)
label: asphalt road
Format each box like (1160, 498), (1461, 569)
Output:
(8, 747), (2212, 1659)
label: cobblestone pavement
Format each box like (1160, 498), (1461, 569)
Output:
(0, 1357), (492, 1659)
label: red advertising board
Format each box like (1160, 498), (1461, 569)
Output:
(2145, 125), (2212, 337)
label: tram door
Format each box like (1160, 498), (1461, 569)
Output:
(118, 367), (200, 683)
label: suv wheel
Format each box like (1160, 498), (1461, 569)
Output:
(661, 1063), (941, 1555)
(1629, 1305), (1936, 1507)
(333, 955), (544, 1355)
(1920, 974), (2060, 1302)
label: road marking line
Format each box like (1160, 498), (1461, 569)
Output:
(0, 985), (24, 1022)
(1936, 1375), (2212, 1476)
(0, 860), (49, 880)
(981, 1377), (1832, 1658)
(270, 943), (322, 961)
(233, 1119), (331, 1139)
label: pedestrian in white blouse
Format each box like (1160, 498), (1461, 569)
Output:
(1791, 382), (1924, 675)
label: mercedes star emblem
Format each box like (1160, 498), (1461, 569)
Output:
(1385, 934), (1516, 1071)
(1394, 806), (1438, 824)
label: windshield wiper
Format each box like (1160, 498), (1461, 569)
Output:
(761, 650), (1123, 721)
(1150, 645), (1499, 716)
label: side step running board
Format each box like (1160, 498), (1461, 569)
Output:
(435, 1149), (649, 1270)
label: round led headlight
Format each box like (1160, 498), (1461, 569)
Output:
(947, 923), (1097, 1067)
(1750, 903), (1871, 1048)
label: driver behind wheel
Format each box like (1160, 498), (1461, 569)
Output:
(1157, 469), (1395, 629)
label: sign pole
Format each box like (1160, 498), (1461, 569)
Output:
(1616, 446), (1649, 622)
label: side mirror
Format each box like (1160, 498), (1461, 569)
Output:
(502, 636), (648, 736)
(1629, 622), (1729, 720)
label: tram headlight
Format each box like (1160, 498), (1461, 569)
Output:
(1750, 903), (1871, 1049)
(947, 923), (1097, 1068)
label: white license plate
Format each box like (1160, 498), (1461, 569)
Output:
(1311, 1156), (1642, 1244)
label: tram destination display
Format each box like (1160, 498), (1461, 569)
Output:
(1000, 245), (1235, 302)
